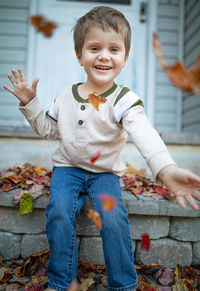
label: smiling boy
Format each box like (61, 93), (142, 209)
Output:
(4, 6), (200, 291)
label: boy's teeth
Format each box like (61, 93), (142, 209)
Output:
(95, 66), (111, 70)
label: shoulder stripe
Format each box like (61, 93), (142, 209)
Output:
(47, 101), (57, 121)
(113, 90), (143, 123)
(114, 87), (130, 106)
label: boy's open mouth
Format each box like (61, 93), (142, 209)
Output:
(95, 65), (112, 70)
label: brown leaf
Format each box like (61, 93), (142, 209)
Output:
(86, 209), (102, 230)
(124, 164), (146, 178)
(132, 187), (143, 195)
(88, 93), (107, 111)
(30, 15), (57, 38)
(153, 32), (200, 95)
(79, 273), (95, 291)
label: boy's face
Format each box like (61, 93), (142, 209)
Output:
(76, 26), (128, 90)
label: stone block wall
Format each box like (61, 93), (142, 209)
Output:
(0, 190), (200, 268)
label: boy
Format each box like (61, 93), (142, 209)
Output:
(4, 6), (200, 291)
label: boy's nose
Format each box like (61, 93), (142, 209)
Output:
(98, 50), (110, 61)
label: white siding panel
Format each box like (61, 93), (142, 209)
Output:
(154, 0), (182, 133)
(0, 8), (28, 21)
(0, 35), (27, 48)
(0, 0), (28, 8)
(158, 4), (178, 17)
(1, 63), (25, 74)
(0, 0), (29, 126)
(0, 22), (27, 35)
(156, 99), (177, 111)
(0, 49), (26, 62)
(182, 1), (200, 132)
(158, 17), (178, 30)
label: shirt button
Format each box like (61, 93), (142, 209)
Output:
(78, 120), (83, 125)
(80, 105), (85, 110)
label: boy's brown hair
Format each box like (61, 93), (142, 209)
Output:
(73, 6), (131, 58)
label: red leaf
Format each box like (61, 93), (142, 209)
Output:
(2, 184), (16, 192)
(155, 188), (173, 200)
(90, 152), (101, 164)
(32, 176), (49, 185)
(90, 148), (108, 164)
(141, 234), (150, 251)
(99, 194), (117, 211)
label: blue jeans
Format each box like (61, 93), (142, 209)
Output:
(45, 167), (138, 291)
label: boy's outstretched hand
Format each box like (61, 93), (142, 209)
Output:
(3, 68), (39, 106)
(158, 165), (200, 211)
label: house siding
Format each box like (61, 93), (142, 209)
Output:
(182, 0), (200, 133)
(154, 0), (182, 133)
(0, 0), (29, 126)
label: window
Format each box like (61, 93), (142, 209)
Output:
(57, 0), (131, 5)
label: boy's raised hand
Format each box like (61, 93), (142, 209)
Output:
(4, 68), (39, 106)
(158, 165), (200, 211)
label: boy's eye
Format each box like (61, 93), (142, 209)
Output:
(110, 48), (119, 52)
(90, 47), (98, 51)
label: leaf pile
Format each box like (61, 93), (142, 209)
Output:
(0, 160), (52, 215)
(121, 164), (174, 200)
(1, 249), (200, 291)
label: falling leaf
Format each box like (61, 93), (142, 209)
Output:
(18, 193), (34, 215)
(153, 32), (200, 95)
(99, 193), (117, 211)
(88, 93), (107, 111)
(141, 234), (150, 251)
(30, 15), (58, 38)
(90, 148), (108, 164)
(86, 209), (102, 230)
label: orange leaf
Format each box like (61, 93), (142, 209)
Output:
(153, 32), (200, 95)
(30, 15), (58, 38)
(124, 164), (146, 178)
(141, 234), (150, 251)
(132, 187), (143, 195)
(88, 93), (107, 111)
(99, 194), (117, 211)
(86, 209), (102, 230)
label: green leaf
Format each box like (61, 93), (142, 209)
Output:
(17, 193), (34, 215)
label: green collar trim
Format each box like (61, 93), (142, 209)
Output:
(72, 82), (117, 103)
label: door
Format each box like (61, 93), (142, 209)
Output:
(27, 0), (147, 108)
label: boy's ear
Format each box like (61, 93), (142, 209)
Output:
(76, 51), (83, 66)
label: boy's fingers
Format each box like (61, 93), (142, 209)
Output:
(176, 196), (186, 209)
(32, 78), (39, 89)
(8, 73), (16, 85)
(11, 69), (20, 83)
(18, 68), (26, 81)
(186, 195), (199, 211)
(3, 84), (14, 94)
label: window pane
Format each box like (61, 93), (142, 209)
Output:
(57, 0), (130, 5)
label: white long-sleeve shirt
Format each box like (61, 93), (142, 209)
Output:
(19, 82), (176, 179)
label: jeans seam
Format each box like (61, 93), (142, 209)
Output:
(68, 186), (83, 284)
